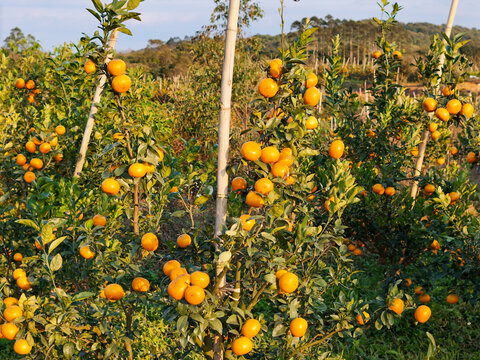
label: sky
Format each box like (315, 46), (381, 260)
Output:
(0, 0), (479, 52)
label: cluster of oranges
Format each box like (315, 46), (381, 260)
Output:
(14, 78), (40, 104)
(16, 126), (65, 183)
(100, 277), (151, 302)
(347, 241), (364, 256)
(0, 297), (32, 354)
(163, 260), (209, 305)
(85, 58), (132, 93)
(78, 214), (107, 260)
(372, 183), (395, 197)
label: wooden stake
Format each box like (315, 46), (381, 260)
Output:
(410, 0), (459, 198)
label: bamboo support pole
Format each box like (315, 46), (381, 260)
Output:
(73, 29), (121, 177)
(410, 0), (459, 198)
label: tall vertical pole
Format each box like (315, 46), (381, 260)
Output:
(410, 0), (459, 198)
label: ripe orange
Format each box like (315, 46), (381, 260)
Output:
(93, 214), (107, 227)
(372, 184), (385, 195)
(419, 294), (431, 303)
(177, 234), (192, 248)
(4, 305), (23, 322)
(13, 269), (26, 280)
(104, 284), (125, 301)
(467, 151), (478, 164)
(460, 103), (474, 119)
(174, 274), (191, 286)
(269, 59), (282, 78)
(15, 78), (25, 89)
(13, 253), (23, 262)
(163, 260), (181, 276)
(275, 269), (288, 279)
(25, 141), (36, 153)
(84, 59), (96, 74)
(356, 311), (370, 325)
(141, 232), (158, 252)
(254, 178), (274, 195)
(79, 245), (95, 259)
(431, 239), (440, 250)
(1, 322), (19, 340)
(128, 163), (147, 178)
(258, 78), (278, 98)
(240, 214), (255, 231)
(39, 143), (51, 154)
(30, 158), (43, 170)
(168, 280), (188, 300)
(13, 339), (32, 355)
(436, 157), (445, 166)
(169, 186), (179, 193)
(446, 99), (462, 115)
(278, 272), (299, 293)
(54, 153), (63, 163)
(101, 178), (120, 195)
(24, 171), (35, 183)
(446, 294), (459, 304)
(232, 336), (253, 355)
(305, 116), (318, 129)
(112, 75), (132, 93)
(271, 162), (289, 178)
(285, 176), (295, 185)
(190, 271), (210, 289)
(260, 146), (280, 164)
(107, 59), (126, 76)
(304, 73), (318, 88)
(393, 50), (402, 59)
(231, 177), (247, 192)
(169, 267), (188, 281)
(15, 154), (27, 166)
(25, 80), (35, 90)
(185, 285), (205, 305)
(347, 244), (356, 251)
(414, 286), (424, 295)
(384, 187), (395, 196)
(55, 125), (66, 135)
(242, 319), (261, 338)
(435, 108), (450, 122)
(423, 184), (435, 196)
(389, 298), (405, 315)
(17, 276), (31, 290)
(241, 141), (262, 161)
(353, 248), (362, 256)
(410, 147), (419, 157)
(372, 50), (381, 59)
(428, 123), (438, 132)
(431, 130), (441, 140)
(449, 191), (459, 204)
(422, 98), (437, 112)
(245, 191), (264, 208)
(48, 136), (58, 147)
(3, 297), (18, 308)
(303, 87), (321, 106)
(414, 305), (431, 323)
(290, 318), (308, 337)
(132, 277), (150, 292)
(442, 85), (454, 97)
(405, 278), (412, 287)
(329, 140), (344, 159)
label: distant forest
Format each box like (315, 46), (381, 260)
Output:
(121, 16), (480, 81)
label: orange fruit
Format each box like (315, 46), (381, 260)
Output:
(423, 184), (435, 196)
(442, 85), (454, 97)
(104, 284), (125, 301)
(305, 73), (318, 88)
(240, 214), (255, 231)
(241, 141), (262, 161)
(112, 75), (131, 93)
(431, 130), (440, 140)
(39, 143), (51, 154)
(169, 267), (188, 281)
(356, 311), (370, 325)
(258, 78), (278, 98)
(414, 286), (424, 295)
(131, 277), (150, 292)
(4, 305), (23, 322)
(305, 116), (318, 129)
(15, 78), (25, 89)
(271, 162), (289, 178)
(17, 276), (31, 290)
(405, 278), (412, 287)
(372, 184), (385, 195)
(185, 285), (205, 305)
(372, 50), (381, 59)
(410, 147), (419, 157)
(422, 98), (437, 112)
(25, 80), (35, 90)
(428, 123), (438, 132)
(430, 240), (440, 250)
(231, 177), (247, 192)
(460, 103), (474, 119)
(13, 253), (23, 262)
(1, 322), (19, 340)
(101, 178), (120, 195)
(285, 176), (295, 185)
(275, 269), (288, 279)
(13, 269), (26, 280)
(30, 158), (43, 170)
(245, 191), (264, 208)
(13, 339), (32, 355)
(446, 99), (462, 115)
(303, 87), (321, 106)
(242, 319), (261, 338)
(174, 274), (191, 286)
(254, 178), (274, 195)
(414, 305), (431, 323)
(446, 294), (459, 304)
(128, 163), (147, 178)
(260, 146), (280, 164)
(435, 108), (450, 122)
(190, 271), (210, 289)
(269, 59), (282, 78)
(107, 59), (126, 76)
(384, 187), (395, 196)
(436, 157), (445, 166)
(231, 337), (253, 356)
(3, 297), (18, 308)
(419, 294), (431, 303)
(93, 214), (107, 227)
(393, 50), (402, 59)
(48, 136), (58, 147)
(169, 186), (179, 193)
(35, 240), (42, 250)
(177, 234), (192, 248)
(55, 125), (66, 135)
(54, 153), (63, 163)
(449, 191), (459, 204)
(15, 154), (27, 166)
(329, 140), (344, 159)
(347, 244), (356, 251)
(163, 260), (181, 276)
(278, 272), (299, 293)
(290, 318), (308, 337)
(24, 171), (35, 183)
(141, 232), (158, 252)
(450, 146), (458, 155)
(467, 151), (477, 164)
(84, 59), (96, 74)
(25, 141), (36, 153)
(389, 298), (405, 315)
(353, 248), (362, 256)
(79, 245), (95, 259)
(168, 280), (188, 300)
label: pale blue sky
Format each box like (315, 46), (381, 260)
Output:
(1, 0), (479, 52)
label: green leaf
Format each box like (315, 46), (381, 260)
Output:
(194, 195), (211, 206)
(16, 219), (39, 231)
(91, 0), (103, 12)
(41, 224), (53, 244)
(177, 316), (188, 332)
(51, 254), (63, 271)
(209, 318), (223, 334)
(72, 292), (95, 301)
(127, 0), (141, 10)
(117, 27), (133, 36)
(63, 342), (75, 359)
(48, 236), (66, 254)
